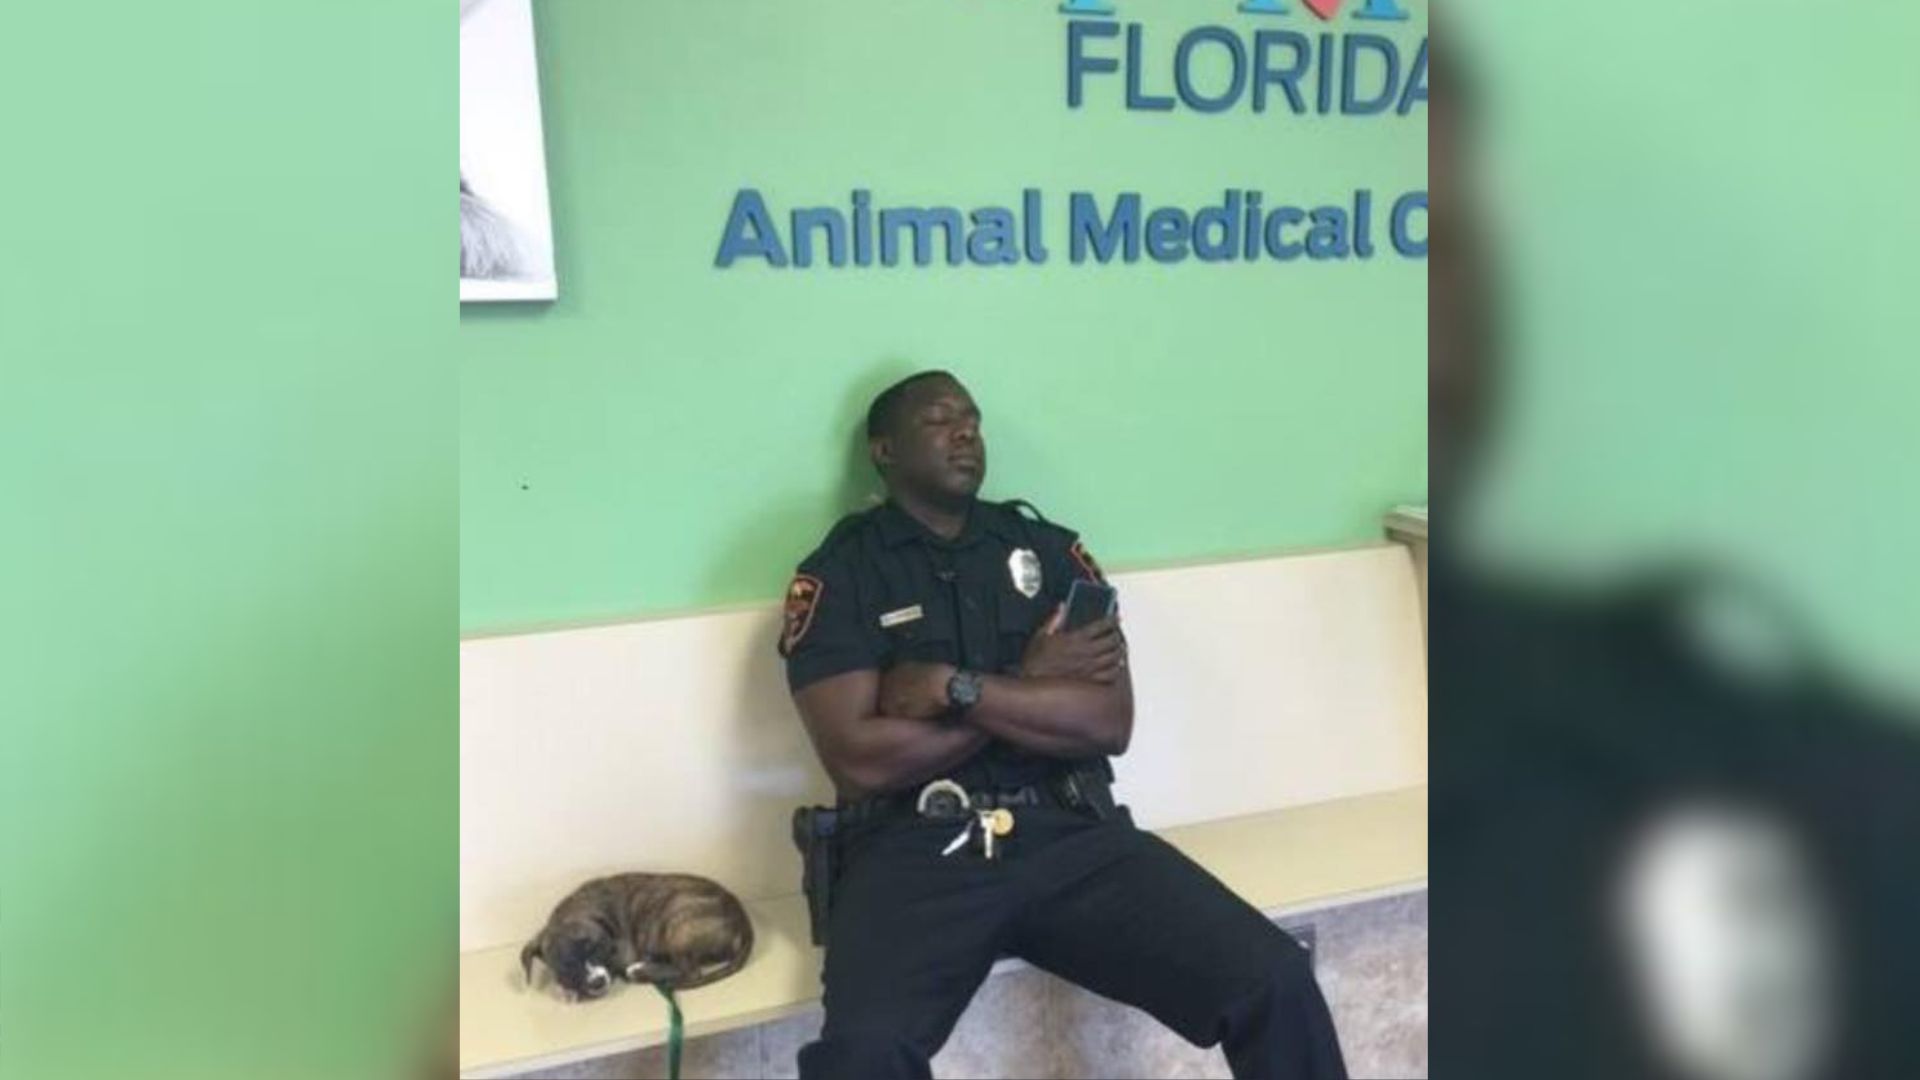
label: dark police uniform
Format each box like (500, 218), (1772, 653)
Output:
(1431, 559), (1920, 1080)
(780, 498), (1348, 1080)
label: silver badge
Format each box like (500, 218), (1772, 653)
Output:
(1008, 548), (1043, 598)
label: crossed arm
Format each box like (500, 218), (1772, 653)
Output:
(790, 616), (1133, 799)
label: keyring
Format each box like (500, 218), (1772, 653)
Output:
(915, 778), (971, 818)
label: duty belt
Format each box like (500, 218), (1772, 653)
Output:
(795, 766), (1117, 936)
(838, 763), (1116, 828)
(836, 779), (1048, 828)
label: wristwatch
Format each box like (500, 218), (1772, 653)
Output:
(946, 668), (984, 713)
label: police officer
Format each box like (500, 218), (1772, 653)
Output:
(778, 370), (1348, 1080)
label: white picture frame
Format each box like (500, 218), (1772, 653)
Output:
(460, 0), (558, 303)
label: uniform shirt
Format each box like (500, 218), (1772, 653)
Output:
(779, 497), (1112, 793)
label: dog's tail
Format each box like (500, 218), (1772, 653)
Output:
(519, 939), (545, 987)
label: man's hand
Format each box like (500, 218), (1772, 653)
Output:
(878, 661), (959, 721)
(1020, 609), (1126, 684)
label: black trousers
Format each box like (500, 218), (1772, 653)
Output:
(797, 805), (1348, 1080)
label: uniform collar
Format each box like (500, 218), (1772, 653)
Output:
(877, 498), (1021, 549)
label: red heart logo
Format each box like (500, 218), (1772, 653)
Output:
(1302, 0), (1345, 19)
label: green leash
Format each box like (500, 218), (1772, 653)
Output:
(654, 983), (684, 1080)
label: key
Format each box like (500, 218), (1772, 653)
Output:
(986, 808), (1015, 861)
(941, 817), (973, 857)
(988, 808), (1015, 838)
(978, 810), (996, 860)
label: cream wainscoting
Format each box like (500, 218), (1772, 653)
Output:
(461, 542), (1427, 952)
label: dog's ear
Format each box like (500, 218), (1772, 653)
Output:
(520, 939), (545, 987)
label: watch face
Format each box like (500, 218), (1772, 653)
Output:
(949, 670), (981, 708)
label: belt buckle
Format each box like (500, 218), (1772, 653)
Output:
(914, 778), (971, 819)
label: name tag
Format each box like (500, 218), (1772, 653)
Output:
(878, 604), (924, 629)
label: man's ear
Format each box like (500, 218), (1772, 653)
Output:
(869, 435), (893, 471)
(520, 940), (545, 987)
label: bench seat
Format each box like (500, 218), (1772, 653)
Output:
(458, 784), (1428, 1078)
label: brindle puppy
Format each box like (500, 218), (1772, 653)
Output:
(521, 873), (754, 1001)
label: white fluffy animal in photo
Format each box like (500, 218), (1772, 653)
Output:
(460, 175), (534, 280)
(460, 0), (550, 289)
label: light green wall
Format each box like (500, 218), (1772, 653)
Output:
(7, 4), (455, 1076)
(1454, 3), (1920, 697)
(461, 0), (1429, 633)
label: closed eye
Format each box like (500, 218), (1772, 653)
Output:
(922, 406), (981, 427)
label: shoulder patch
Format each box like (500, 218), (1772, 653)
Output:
(1069, 540), (1107, 584)
(780, 574), (825, 657)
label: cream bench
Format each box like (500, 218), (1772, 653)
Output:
(459, 785), (1426, 1078)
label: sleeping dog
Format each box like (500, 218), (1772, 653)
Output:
(521, 873), (755, 1001)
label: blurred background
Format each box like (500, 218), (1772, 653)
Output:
(1445, 2), (1919, 700)
(1434, 4), (1919, 1080)
(1, 3), (454, 1079)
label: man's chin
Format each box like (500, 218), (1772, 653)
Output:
(900, 471), (983, 507)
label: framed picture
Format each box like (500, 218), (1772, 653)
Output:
(460, 0), (557, 303)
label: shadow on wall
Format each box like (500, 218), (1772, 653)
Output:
(720, 603), (837, 870)
(702, 358), (922, 606)
(709, 361), (924, 845)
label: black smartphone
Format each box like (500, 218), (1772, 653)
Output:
(1061, 579), (1118, 632)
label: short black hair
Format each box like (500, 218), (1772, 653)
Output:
(865, 370), (957, 439)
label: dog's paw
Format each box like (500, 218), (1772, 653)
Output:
(624, 962), (649, 982)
